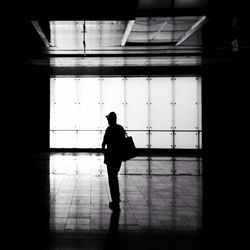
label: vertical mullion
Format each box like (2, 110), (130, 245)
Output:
(99, 76), (103, 131)
(124, 76), (127, 130)
(197, 76), (202, 149)
(172, 77), (176, 149)
(50, 78), (55, 148)
(51, 78), (56, 130)
(124, 76), (127, 175)
(148, 76), (151, 175)
(75, 77), (79, 148)
(196, 76), (199, 149)
(148, 76), (151, 150)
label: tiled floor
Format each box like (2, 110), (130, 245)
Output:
(1, 152), (204, 250)
(49, 153), (203, 250)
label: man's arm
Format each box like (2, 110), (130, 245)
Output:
(102, 141), (106, 150)
(102, 129), (107, 151)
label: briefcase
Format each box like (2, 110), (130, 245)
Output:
(122, 134), (137, 162)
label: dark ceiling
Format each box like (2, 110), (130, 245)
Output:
(2, 0), (250, 69)
(4, 0), (247, 19)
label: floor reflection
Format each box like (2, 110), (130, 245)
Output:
(103, 210), (121, 250)
(1, 152), (203, 249)
(50, 153), (202, 234)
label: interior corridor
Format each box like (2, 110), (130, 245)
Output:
(1, 2), (250, 249)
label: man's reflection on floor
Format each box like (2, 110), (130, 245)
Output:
(103, 210), (121, 250)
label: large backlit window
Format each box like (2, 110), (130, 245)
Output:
(50, 76), (202, 149)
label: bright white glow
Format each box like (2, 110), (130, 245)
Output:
(101, 77), (125, 128)
(150, 77), (172, 129)
(174, 77), (198, 130)
(126, 77), (149, 130)
(76, 131), (102, 148)
(50, 78), (77, 130)
(77, 78), (101, 130)
(127, 131), (148, 148)
(151, 132), (172, 148)
(50, 76), (202, 149)
(50, 131), (77, 148)
(175, 132), (198, 149)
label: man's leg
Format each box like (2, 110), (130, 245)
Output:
(107, 161), (121, 207)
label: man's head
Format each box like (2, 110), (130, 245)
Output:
(106, 112), (117, 125)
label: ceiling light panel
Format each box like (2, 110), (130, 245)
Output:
(50, 21), (127, 49)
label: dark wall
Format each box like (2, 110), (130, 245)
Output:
(202, 16), (250, 248)
(1, 19), (50, 153)
(1, 63), (50, 152)
(0, 60), (50, 249)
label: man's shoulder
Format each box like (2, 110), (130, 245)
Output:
(106, 124), (123, 130)
(106, 124), (125, 133)
(116, 124), (123, 128)
(116, 124), (125, 131)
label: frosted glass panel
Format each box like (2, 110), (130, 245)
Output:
(150, 77), (172, 129)
(78, 78), (100, 130)
(50, 78), (77, 130)
(101, 77), (125, 128)
(50, 131), (77, 148)
(50, 76), (202, 149)
(174, 77), (198, 130)
(76, 131), (101, 148)
(127, 131), (148, 148)
(126, 77), (148, 130)
(150, 132), (172, 148)
(175, 132), (198, 149)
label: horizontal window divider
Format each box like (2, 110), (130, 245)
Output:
(50, 129), (202, 132)
(50, 129), (105, 132)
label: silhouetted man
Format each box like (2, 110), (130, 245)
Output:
(102, 112), (125, 211)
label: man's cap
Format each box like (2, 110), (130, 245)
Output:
(106, 112), (116, 119)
